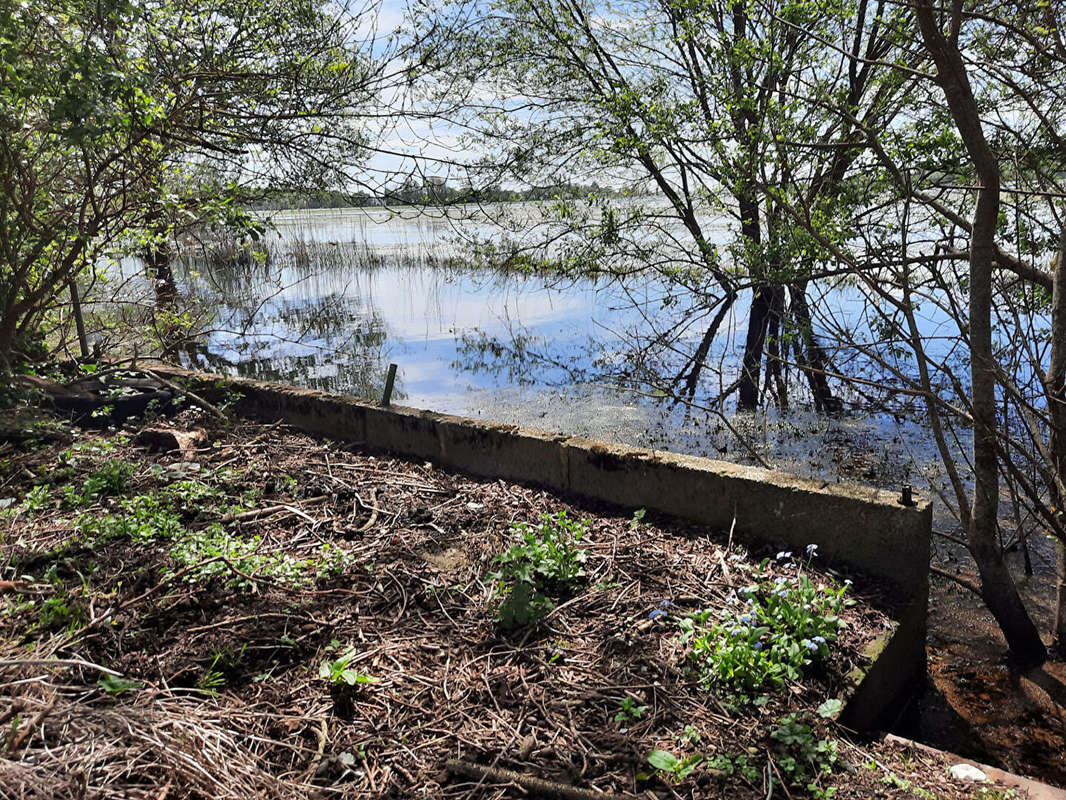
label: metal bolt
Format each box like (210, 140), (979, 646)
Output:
(899, 484), (914, 507)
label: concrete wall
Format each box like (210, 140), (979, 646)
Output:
(158, 366), (931, 728)
(162, 367), (930, 592)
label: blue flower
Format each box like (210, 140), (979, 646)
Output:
(812, 635), (826, 644)
(738, 613), (754, 625)
(649, 608), (667, 620)
(802, 639), (819, 652)
(806, 543), (819, 556)
(753, 641), (763, 650)
(776, 551), (792, 561)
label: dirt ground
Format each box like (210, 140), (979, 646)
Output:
(0, 403), (1003, 800)
(920, 560), (1066, 787)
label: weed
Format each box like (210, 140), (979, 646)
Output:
(679, 549), (851, 695)
(78, 495), (183, 543)
(874, 768), (937, 799)
(614, 696), (647, 723)
(197, 644), (247, 696)
(319, 648), (379, 686)
(317, 543), (357, 578)
(21, 484), (51, 512)
(277, 474), (298, 497)
(646, 749), (704, 783)
(489, 511), (588, 628)
(197, 665), (226, 696)
(629, 508), (646, 530)
(61, 459), (135, 508)
(677, 724), (701, 745)
(769, 713), (838, 800)
(36, 594), (86, 632)
(97, 675), (142, 695)
(972, 788), (1020, 800)
(169, 523), (310, 589)
(160, 479), (222, 509)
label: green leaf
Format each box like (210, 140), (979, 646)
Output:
(97, 674), (142, 694)
(647, 750), (679, 771)
(816, 698), (843, 718)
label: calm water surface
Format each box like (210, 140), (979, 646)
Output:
(168, 206), (954, 494)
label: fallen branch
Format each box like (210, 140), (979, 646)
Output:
(930, 565), (982, 595)
(140, 369), (227, 420)
(222, 496), (327, 524)
(445, 758), (635, 800)
(0, 657), (123, 676)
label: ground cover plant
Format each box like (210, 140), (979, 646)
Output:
(0, 402), (1011, 799)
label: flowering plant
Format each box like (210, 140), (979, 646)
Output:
(679, 546), (852, 694)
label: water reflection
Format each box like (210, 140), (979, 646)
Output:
(163, 208), (966, 504)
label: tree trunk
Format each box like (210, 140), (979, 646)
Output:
(916, 0), (1046, 664)
(1046, 228), (1066, 648)
(69, 280), (89, 359)
(143, 205), (181, 357)
(735, 178), (763, 411)
(739, 284), (774, 409)
(764, 285), (787, 409)
(789, 283), (841, 413)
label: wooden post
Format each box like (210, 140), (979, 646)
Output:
(381, 363), (397, 406)
(69, 280), (89, 359)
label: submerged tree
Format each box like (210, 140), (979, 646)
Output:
(415, 0), (913, 412)
(764, 0), (1065, 662)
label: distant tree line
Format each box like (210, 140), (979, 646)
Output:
(246, 180), (624, 210)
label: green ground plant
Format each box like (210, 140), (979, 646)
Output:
(319, 648), (379, 686)
(488, 510), (588, 627)
(36, 594), (86, 632)
(646, 749), (705, 783)
(769, 713), (839, 800)
(680, 548), (851, 695)
(61, 459), (135, 508)
(614, 696), (646, 723)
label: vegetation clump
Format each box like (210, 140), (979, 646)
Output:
(680, 547), (852, 696)
(488, 510), (588, 627)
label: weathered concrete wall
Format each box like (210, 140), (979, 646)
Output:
(162, 367), (930, 590)
(157, 365), (931, 728)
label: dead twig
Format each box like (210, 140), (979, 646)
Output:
(0, 657), (123, 677)
(445, 758), (636, 800)
(7, 696), (57, 752)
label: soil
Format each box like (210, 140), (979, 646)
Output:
(0, 404), (986, 800)
(919, 561), (1066, 787)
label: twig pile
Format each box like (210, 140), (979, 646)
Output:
(0, 413), (941, 799)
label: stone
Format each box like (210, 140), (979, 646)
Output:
(950, 763), (987, 782)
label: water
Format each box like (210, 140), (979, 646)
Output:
(150, 205), (958, 499)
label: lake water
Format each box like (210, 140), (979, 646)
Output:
(156, 205), (953, 498)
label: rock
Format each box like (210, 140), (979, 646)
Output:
(950, 763), (987, 782)
(136, 427), (207, 460)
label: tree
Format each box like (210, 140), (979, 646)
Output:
(0, 0), (395, 363)
(416, 0), (912, 413)
(759, 0), (1064, 662)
